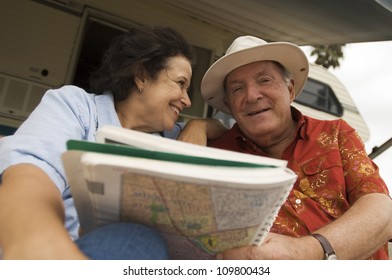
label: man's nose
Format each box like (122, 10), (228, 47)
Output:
(245, 83), (264, 102)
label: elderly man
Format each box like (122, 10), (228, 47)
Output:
(201, 36), (392, 260)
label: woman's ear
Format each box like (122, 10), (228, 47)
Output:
(135, 76), (145, 92)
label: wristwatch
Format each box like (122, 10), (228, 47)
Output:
(311, 233), (337, 260)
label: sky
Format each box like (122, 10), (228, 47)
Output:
(304, 41), (392, 192)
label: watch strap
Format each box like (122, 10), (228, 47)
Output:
(311, 233), (337, 260)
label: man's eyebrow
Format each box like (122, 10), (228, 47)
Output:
(227, 69), (273, 84)
(254, 69), (274, 77)
(226, 78), (242, 86)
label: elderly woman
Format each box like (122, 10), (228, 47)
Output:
(0, 26), (214, 260)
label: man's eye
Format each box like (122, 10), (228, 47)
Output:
(229, 87), (242, 94)
(259, 77), (273, 84)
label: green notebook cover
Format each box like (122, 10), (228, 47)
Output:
(66, 140), (275, 168)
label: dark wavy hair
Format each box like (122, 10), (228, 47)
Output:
(89, 26), (192, 101)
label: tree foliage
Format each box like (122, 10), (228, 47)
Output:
(310, 44), (345, 69)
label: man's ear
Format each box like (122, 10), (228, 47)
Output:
(288, 79), (296, 102)
(223, 95), (233, 115)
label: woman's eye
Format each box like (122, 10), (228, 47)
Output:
(178, 80), (190, 92)
(178, 81), (189, 92)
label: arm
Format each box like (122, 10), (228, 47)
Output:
(219, 120), (392, 260)
(313, 192), (392, 259)
(0, 163), (87, 259)
(0, 87), (99, 259)
(218, 193), (392, 260)
(177, 118), (228, 145)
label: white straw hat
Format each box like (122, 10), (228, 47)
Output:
(201, 36), (309, 115)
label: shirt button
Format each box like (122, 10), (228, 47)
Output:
(295, 199), (301, 204)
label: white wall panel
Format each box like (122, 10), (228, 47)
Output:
(0, 0), (81, 87)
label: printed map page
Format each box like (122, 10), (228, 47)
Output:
(120, 172), (285, 259)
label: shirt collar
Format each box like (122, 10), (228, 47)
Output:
(94, 91), (122, 128)
(291, 106), (306, 140)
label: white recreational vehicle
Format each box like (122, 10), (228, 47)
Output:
(0, 0), (369, 141)
(294, 63), (370, 142)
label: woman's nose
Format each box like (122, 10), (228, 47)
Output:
(181, 92), (192, 108)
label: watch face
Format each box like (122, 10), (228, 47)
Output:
(326, 254), (337, 260)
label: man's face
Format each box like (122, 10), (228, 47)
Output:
(225, 61), (295, 141)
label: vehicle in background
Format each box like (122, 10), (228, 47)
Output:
(0, 1), (370, 142)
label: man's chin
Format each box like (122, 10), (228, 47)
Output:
(241, 123), (274, 136)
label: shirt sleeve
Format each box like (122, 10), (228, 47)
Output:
(0, 85), (97, 193)
(339, 120), (390, 203)
(161, 122), (185, 139)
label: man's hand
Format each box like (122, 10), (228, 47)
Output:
(217, 233), (323, 260)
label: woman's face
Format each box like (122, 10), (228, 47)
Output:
(134, 55), (192, 132)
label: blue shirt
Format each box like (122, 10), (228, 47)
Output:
(0, 85), (182, 240)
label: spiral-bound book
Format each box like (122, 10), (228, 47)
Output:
(62, 125), (297, 259)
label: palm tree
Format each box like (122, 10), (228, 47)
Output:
(310, 44), (345, 69)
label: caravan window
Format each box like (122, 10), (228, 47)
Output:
(295, 78), (343, 117)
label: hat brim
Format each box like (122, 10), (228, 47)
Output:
(201, 42), (309, 115)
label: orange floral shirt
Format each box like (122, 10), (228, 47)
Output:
(208, 107), (390, 259)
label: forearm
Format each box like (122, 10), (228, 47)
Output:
(219, 194), (392, 260)
(0, 164), (83, 259)
(314, 193), (392, 259)
(178, 118), (228, 145)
